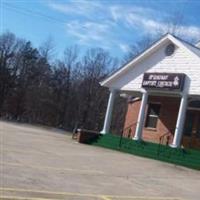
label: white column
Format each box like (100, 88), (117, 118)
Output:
(171, 94), (188, 148)
(101, 89), (116, 134)
(133, 91), (148, 140)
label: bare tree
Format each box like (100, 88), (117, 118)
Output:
(0, 32), (21, 112)
(39, 36), (55, 61)
(124, 12), (187, 62)
(58, 46), (78, 128)
(0, 31), (121, 133)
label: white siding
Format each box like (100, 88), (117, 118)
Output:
(108, 43), (200, 95)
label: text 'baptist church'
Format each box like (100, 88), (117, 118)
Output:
(142, 73), (185, 91)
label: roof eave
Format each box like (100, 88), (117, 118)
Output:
(100, 33), (171, 87)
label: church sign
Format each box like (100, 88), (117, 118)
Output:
(142, 73), (185, 91)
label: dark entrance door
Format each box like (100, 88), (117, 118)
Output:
(183, 110), (200, 149)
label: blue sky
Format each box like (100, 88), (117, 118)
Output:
(1, 0), (200, 59)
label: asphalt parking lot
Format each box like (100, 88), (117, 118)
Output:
(0, 121), (200, 200)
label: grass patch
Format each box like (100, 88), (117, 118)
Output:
(90, 134), (200, 170)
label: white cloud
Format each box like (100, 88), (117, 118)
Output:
(119, 43), (131, 53)
(48, 0), (104, 19)
(110, 5), (154, 22)
(139, 19), (200, 41)
(178, 26), (200, 40)
(66, 20), (115, 49)
(110, 6), (121, 21)
(47, 1), (200, 53)
(110, 5), (200, 41)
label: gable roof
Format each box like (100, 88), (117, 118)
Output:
(178, 38), (200, 57)
(100, 33), (200, 87)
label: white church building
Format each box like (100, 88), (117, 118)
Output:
(100, 34), (200, 149)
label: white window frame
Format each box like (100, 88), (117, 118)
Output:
(145, 102), (161, 129)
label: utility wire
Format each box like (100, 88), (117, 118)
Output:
(2, 3), (67, 25)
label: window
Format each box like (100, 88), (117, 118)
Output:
(145, 103), (161, 129)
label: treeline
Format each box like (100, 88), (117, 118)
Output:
(0, 32), (127, 133)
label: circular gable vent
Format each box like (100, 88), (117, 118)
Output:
(165, 43), (175, 56)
